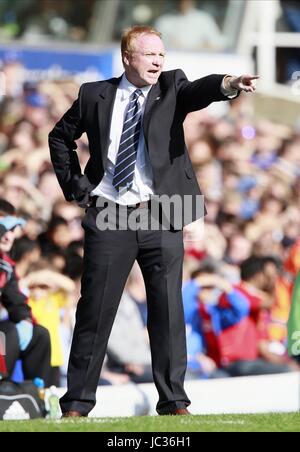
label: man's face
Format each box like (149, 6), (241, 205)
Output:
(263, 262), (279, 292)
(0, 229), (15, 253)
(124, 34), (165, 87)
(198, 287), (222, 306)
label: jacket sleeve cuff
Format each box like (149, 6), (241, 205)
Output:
(221, 75), (239, 99)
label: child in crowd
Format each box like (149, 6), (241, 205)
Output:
(21, 264), (75, 386)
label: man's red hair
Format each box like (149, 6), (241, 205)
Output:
(121, 25), (162, 56)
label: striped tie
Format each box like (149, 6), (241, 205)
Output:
(112, 89), (142, 192)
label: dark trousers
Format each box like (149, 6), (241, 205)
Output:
(60, 205), (190, 415)
(0, 321), (51, 385)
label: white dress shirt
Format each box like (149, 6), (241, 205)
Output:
(91, 74), (154, 205)
(91, 73), (237, 206)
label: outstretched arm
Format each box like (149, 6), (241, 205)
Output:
(176, 69), (259, 114)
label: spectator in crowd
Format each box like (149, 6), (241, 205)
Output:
(234, 256), (298, 375)
(155, 0), (227, 51)
(11, 236), (41, 279)
(106, 286), (153, 384)
(185, 323), (227, 380)
(21, 262), (75, 387)
(225, 233), (253, 266)
(262, 256), (291, 348)
(0, 330), (6, 377)
(0, 200), (51, 385)
(183, 260), (250, 374)
(184, 258), (297, 377)
(51, 200), (83, 242)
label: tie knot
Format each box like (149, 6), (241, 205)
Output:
(133, 89), (142, 99)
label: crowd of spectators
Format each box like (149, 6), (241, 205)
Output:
(1, 56), (300, 387)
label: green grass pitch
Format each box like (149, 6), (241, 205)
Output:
(0, 413), (300, 432)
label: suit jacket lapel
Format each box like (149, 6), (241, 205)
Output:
(97, 77), (120, 169)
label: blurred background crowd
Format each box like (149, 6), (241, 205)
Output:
(0, 0), (300, 388)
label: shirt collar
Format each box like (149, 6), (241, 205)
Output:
(119, 73), (152, 101)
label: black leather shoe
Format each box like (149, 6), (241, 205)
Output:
(160, 408), (191, 416)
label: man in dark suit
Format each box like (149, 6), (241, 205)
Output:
(49, 25), (259, 417)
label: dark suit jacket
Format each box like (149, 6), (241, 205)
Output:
(49, 69), (233, 227)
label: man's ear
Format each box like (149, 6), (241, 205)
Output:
(123, 51), (130, 67)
